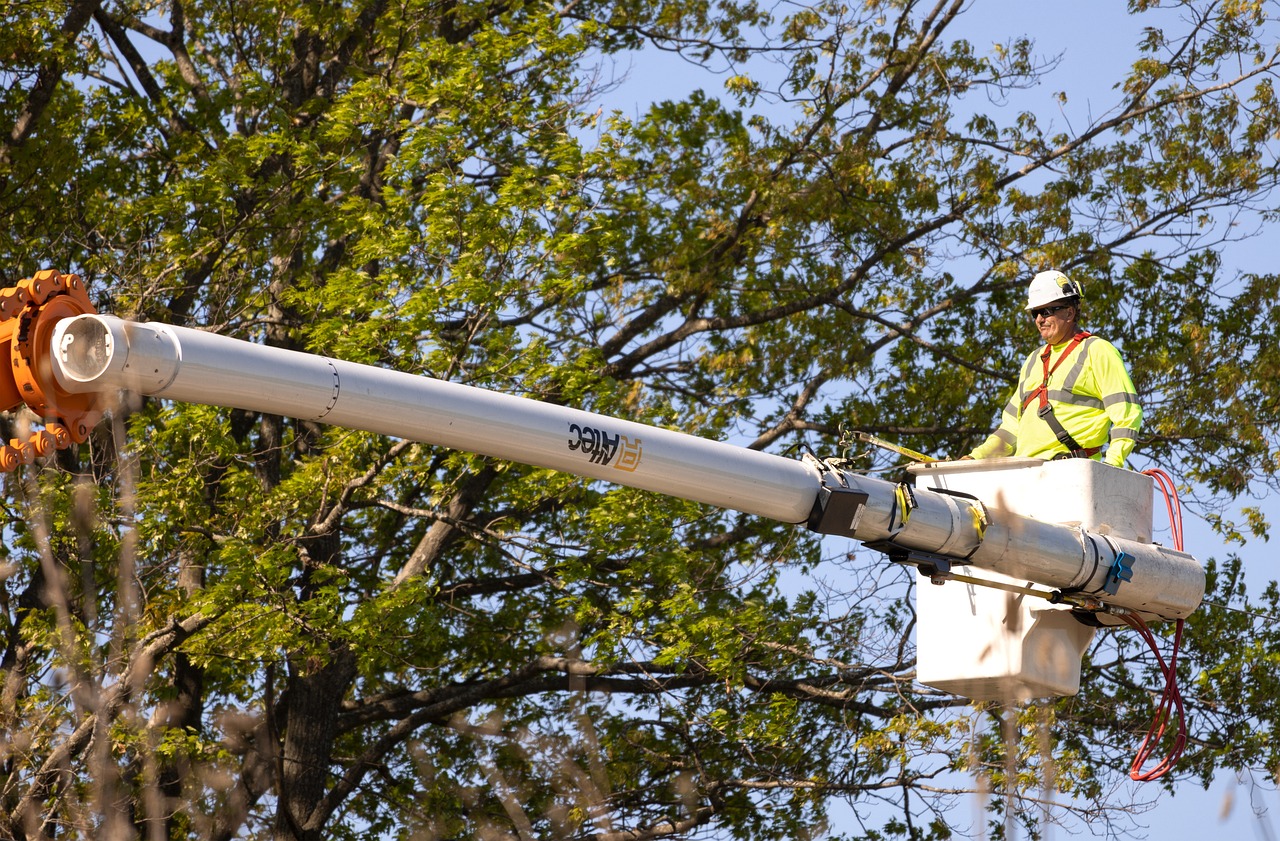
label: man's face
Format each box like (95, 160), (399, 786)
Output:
(1030, 299), (1076, 344)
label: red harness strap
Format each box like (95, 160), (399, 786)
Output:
(1020, 331), (1101, 458)
(1021, 330), (1091, 414)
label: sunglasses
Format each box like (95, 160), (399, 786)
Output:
(1030, 304), (1071, 319)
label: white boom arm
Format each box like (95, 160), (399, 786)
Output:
(49, 314), (1204, 620)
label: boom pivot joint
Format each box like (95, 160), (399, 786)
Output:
(0, 270), (100, 471)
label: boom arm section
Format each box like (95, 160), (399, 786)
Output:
(51, 313), (823, 524)
(48, 312), (1203, 621)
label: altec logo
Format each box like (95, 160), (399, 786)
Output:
(567, 423), (642, 472)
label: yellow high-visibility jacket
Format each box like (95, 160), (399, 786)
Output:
(969, 333), (1143, 468)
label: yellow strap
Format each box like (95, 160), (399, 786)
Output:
(893, 483), (916, 529)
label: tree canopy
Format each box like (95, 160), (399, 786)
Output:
(2, 0), (1280, 838)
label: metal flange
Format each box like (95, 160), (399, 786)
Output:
(0, 269), (100, 469)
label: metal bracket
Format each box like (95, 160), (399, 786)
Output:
(806, 485), (870, 539)
(863, 539), (972, 582)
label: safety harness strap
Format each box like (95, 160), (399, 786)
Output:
(1020, 331), (1101, 459)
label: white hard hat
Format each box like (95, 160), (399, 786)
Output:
(1024, 270), (1083, 311)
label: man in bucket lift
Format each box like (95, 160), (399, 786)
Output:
(965, 270), (1143, 468)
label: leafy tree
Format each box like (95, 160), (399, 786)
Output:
(1, 0), (1279, 839)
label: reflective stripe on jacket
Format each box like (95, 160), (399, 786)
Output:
(969, 335), (1143, 467)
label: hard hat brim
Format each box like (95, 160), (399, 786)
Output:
(1023, 295), (1079, 312)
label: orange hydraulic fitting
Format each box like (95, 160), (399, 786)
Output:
(0, 269), (101, 470)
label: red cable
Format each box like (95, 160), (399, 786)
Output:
(1145, 468), (1184, 552)
(1125, 469), (1188, 782)
(1123, 613), (1187, 781)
